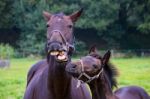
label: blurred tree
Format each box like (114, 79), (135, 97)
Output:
(12, 0), (120, 56)
(129, 0), (150, 34)
(0, 0), (20, 47)
(118, 0), (150, 49)
(13, 0), (47, 56)
(0, 0), (14, 28)
(0, 0), (149, 57)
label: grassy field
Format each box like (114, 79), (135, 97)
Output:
(0, 57), (150, 99)
(111, 57), (150, 92)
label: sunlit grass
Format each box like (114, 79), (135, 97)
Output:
(0, 58), (39, 99)
(0, 57), (150, 99)
(111, 57), (150, 93)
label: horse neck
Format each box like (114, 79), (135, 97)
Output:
(47, 56), (71, 99)
(89, 72), (116, 99)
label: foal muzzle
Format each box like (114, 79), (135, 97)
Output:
(77, 60), (103, 83)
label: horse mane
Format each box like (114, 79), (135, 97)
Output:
(104, 62), (119, 89)
(89, 53), (119, 89)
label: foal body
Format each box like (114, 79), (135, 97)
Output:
(88, 71), (117, 99)
(115, 86), (150, 99)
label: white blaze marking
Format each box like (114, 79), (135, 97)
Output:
(58, 18), (62, 21)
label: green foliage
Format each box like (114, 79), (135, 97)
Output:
(123, 0), (150, 34)
(117, 0), (150, 49)
(75, 40), (87, 53)
(13, 0), (47, 56)
(0, 0), (150, 56)
(0, 44), (14, 59)
(12, 0), (120, 56)
(0, 0), (14, 28)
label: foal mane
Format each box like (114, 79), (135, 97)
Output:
(89, 53), (119, 89)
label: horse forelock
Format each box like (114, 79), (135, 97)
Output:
(54, 12), (64, 18)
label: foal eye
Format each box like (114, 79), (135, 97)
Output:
(68, 25), (73, 29)
(93, 65), (98, 69)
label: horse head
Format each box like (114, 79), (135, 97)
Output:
(66, 46), (111, 83)
(43, 8), (83, 63)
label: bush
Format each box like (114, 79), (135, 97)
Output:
(0, 44), (14, 59)
(75, 40), (87, 56)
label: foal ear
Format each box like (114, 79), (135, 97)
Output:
(102, 50), (111, 64)
(43, 11), (51, 21)
(89, 45), (98, 54)
(69, 8), (83, 22)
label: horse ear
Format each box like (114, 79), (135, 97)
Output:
(102, 50), (111, 64)
(43, 11), (51, 21)
(69, 8), (83, 22)
(89, 45), (98, 54)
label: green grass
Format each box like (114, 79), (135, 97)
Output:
(111, 57), (150, 93)
(0, 57), (150, 99)
(0, 58), (39, 99)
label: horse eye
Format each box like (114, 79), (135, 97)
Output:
(68, 25), (73, 29)
(46, 24), (50, 28)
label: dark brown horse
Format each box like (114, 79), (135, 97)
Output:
(24, 9), (91, 99)
(66, 46), (150, 99)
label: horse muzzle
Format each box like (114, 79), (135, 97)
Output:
(65, 63), (80, 77)
(47, 42), (69, 62)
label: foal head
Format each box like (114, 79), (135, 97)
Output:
(66, 46), (118, 87)
(43, 9), (83, 63)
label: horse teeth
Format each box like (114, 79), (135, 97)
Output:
(59, 51), (65, 55)
(50, 51), (59, 56)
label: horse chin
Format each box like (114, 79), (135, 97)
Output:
(55, 56), (68, 63)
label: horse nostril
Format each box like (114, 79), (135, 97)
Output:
(47, 42), (61, 51)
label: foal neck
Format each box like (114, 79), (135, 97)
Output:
(47, 56), (71, 99)
(89, 72), (116, 99)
